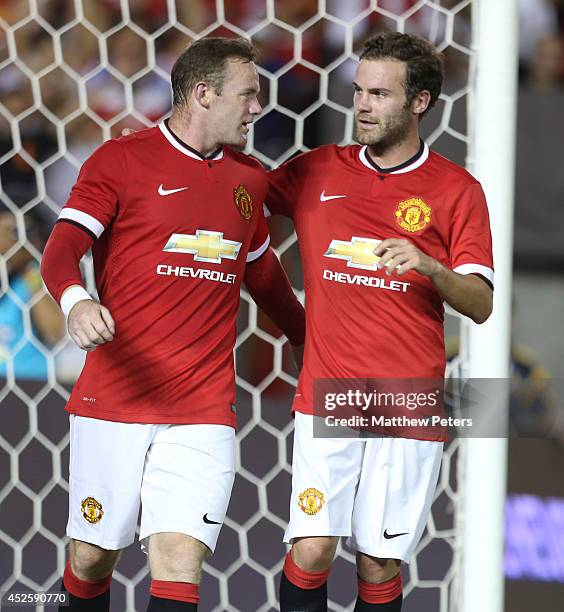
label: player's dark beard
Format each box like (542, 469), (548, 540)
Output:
(354, 103), (412, 157)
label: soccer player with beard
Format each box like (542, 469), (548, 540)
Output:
(41, 38), (305, 611)
(267, 32), (494, 611)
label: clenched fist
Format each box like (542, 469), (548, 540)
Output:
(68, 300), (115, 351)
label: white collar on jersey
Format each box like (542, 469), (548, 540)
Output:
(359, 142), (430, 174)
(158, 121), (224, 161)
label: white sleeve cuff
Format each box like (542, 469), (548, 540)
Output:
(58, 208), (105, 238)
(453, 263), (494, 285)
(60, 286), (92, 316)
(247, 234), (270, 262)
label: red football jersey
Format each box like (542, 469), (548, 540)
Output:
(267, 143), (493, 423)
(59, 122), (269, 426)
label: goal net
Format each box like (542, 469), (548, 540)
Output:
(0, 1), (476, 610)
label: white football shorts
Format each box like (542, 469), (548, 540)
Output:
(67, 415), (235, 552)
(284, 412), (443, 562)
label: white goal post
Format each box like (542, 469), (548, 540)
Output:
(461, 0), (518, 611)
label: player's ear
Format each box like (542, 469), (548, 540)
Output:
(412, 90), (431, 116)
(193, 82), (212, 109)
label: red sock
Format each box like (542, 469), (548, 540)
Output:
(283, 551), (330, 590)
(63, 560), (112, 599)
(150, 580), (199, 604)
(358, 572), (403, 604)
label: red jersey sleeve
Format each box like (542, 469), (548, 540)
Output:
(41, 222), (94, 305)
(58, 139), (126, 238)
(243, 248), (305, 346)
(449, 181), (494, 287)
(247, 200), (270, 262)
(266, 153), (308, 218)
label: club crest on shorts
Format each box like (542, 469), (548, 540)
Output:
(395, 198), (432, 233)
(81, 496), (104, 524)
(298, 487), (325, 515)
(234, 184), (253, 220)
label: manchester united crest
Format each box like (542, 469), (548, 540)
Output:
(395, 198), (432, 233)
(298, 487), (325, 516)
(233, 184), (253, 220)
(81, 496), (104, 524)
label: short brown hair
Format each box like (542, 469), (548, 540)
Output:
(171, 37), (258, 107)
(360, 32), (444, 115)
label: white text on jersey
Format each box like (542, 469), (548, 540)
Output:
(323, 269), (409, 292)
(157, 264), (237, 284)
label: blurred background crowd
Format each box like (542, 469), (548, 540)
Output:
(0, 0), (563, 438)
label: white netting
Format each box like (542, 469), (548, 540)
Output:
(0, 1), (474, 610)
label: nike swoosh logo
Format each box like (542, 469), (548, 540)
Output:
(320, 190), (347, 202)
(203, 513), (222, 525)
(158, 184), (189, 196)
(383, 529), (409, 539)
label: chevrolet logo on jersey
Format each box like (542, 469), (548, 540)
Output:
(163, 230), (242, 264)
(324, 237), (389, 271)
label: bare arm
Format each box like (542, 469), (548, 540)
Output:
(373, 238), (493, 324)
(425, 264), (492, 324)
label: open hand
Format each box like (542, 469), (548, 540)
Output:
(373, 238), (441, 277)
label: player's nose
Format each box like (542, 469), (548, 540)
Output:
(249, 97), (262, 115)
(355, 92), (371, 113)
